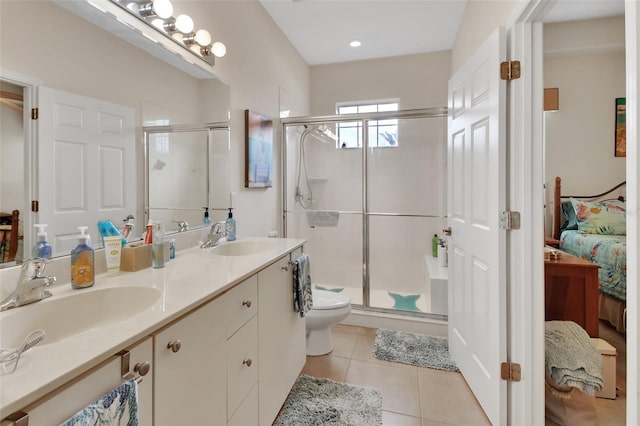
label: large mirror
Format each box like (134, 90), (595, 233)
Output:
(0, 0), (230, 265)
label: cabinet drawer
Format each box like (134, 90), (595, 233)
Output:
(225, 275), (258, 338)
(227, 316), (258, 419)
(227, 384), (258, 426)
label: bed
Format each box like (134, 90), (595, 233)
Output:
(552, 177), (627, 333)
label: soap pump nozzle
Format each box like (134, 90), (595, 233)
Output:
(34, 224), (48, 242)
(77, 226), (91, 246)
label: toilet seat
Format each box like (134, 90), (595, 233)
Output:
(312, 289), (350, 310)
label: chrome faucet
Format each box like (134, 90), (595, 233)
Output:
(200, 221), (226, 248)
(0, 258), (56, 312)
(173, 220), (189, 232)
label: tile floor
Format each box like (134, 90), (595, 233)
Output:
(301, 324), (491, 425)
(301, 322), (627, 425)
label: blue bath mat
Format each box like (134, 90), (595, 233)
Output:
(388, 292), (421, 312)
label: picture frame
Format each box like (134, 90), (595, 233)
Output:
(244, 109), (273, 188)
(615, 97), (626, 157)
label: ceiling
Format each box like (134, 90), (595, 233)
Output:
(259, 0), (625, 66)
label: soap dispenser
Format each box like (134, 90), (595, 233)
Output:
(203, 207), (211, 226)
(71, 226), (95, 289)
(32, 224), (52, 259)
(225, 208), (236, 241)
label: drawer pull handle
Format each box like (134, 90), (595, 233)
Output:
(134, 361), (151, 376)
(167, 340), (182, 353)
(242, 299), (252, 308)
(243, 358), (253, 367)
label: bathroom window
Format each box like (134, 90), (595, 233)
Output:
(336, 101), (398, 149)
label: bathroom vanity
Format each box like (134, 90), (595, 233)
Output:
(0, 238), (306, 426)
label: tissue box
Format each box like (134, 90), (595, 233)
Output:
(120, 243), (152, 271)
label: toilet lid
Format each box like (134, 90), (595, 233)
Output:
(312, 289), (351, 310)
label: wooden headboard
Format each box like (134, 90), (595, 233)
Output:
(552, 176), (627, 240)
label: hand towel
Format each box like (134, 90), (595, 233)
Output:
(60, 379), (139, 426)
(306, 211), (339, 228)
(293, 254), (313, 317)
(545, 321), (603, 396)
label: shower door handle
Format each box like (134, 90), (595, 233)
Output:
(443, 227), (452, 236)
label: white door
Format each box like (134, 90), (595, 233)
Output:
(447, 27), (507, 425)
(37, 87), (135, 255)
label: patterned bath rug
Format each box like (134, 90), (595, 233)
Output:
(388, 291), (422, 312)
(373, 328), (459, 372)
(273, 375), (382, 426)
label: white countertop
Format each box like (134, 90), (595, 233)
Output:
(0, 237), (305, 418)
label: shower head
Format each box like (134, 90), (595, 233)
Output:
(304, 124), (338, 143)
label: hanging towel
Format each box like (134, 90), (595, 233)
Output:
(306, 211), (340, 228)
(545, 321), (603, 396)
(293, 254), (313, 317)
(60, 379), (140, 426)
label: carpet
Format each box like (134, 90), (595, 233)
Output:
(273, 375), (383, 426)
(373, 328), (459, 372)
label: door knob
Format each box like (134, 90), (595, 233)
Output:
(243, 358), (253, 367)
(443, 227), (452, 236)
(242, 299), (252, 308)
(134, 361), (151, 376)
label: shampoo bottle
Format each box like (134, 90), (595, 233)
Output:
(32, 224), (52, 259)
(431, 234), (438, 258)
(203, 207), (211, 226)
(71, 226), (95, 289)
(225, 208), (236, 241)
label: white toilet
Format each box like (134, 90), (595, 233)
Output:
(305, 289), (352, 356)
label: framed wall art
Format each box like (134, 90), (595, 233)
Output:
(245, 109), (273, 188)
(615, 97), (626, 157)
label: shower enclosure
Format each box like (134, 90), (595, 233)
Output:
(282, 108), (448, 318)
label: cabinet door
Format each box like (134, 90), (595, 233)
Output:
(227, 316), (258, 419)
(154, 296), (227, 426)
(258, 249), (306, 426)
(14, 338), (153, 426)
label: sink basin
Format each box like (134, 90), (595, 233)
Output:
(0, 286), (160, 348)
(211, 240), (278, 256)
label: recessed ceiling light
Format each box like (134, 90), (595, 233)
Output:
(349, 40), (361, 48)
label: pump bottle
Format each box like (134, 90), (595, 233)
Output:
(225, 208), (236, 241)
(203, 207), (211, 226)
(32, 224), (52, 259)
(71, 226), (95, 289)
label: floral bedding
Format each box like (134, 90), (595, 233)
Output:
(560, 230), (627, 302)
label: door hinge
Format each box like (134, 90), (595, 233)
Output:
(501, 362), (522, 382)
(500, 60), (521, 81)
(500, 211), (520, 230)
(31, 200), (39, 213)
(31, 108), (38, 120)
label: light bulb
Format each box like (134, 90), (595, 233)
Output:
(153, 0), (173, 19)
(174, 14), (194, 33)
(349, 40), (362, 48)
(212, 42), (226, 58)
(193, 29), (212, 47)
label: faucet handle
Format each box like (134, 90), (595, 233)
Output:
(20, 257), (49, 279)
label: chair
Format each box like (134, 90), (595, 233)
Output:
(0, 210), (20, 262)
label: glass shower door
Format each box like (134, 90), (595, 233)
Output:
(366, 116), (447, 315)
(284, 124), (363, 305)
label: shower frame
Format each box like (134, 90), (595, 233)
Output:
(281, 107), (448, 319)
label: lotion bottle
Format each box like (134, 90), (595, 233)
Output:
(71, 226), (95, 289)
(32, 224), (52, 259)
(152, 221), (165, 269)
(225, 208), (236, 241)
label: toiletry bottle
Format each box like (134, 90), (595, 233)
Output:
(71, 226), (95, 289)
(431, 234), (438, 258)
(437, 239), (448, 268)
(152, 221), (165, 269)
(225, 208), (236, 241)
(32, 224), (52, 259)
(203, 207), (211, 226)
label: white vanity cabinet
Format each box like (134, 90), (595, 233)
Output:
(1, 338), (153, 426)
(258, 248), (306, 426)
(153, 295), (227, 426)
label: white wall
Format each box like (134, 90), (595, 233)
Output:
(544, 17), (626, 220)
(0, 83), (23, 215)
